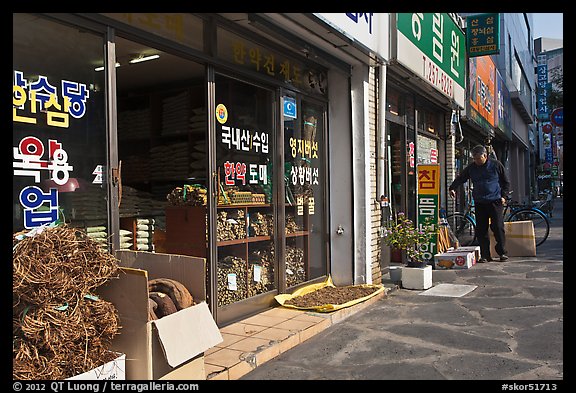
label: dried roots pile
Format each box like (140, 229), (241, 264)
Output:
(13, 225), (121, 380)
(284, 285), (380, 308)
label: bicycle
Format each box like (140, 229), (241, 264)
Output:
(531, 190), (554, 218)
(447, 193), (550, 247)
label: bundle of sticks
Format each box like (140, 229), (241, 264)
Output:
(436, 224), (459, 253)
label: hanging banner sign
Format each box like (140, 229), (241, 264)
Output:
(417, 164), (440, 261)
(466, 13), (500, 57)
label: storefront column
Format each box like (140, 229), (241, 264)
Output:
(350, 62), (371, 285)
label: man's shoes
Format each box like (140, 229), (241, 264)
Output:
(499, 254), (509, 262)
(478, 258), (493, 263)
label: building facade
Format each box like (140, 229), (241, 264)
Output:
(12, 12), (389, 327)
(12, 12), (542, 329)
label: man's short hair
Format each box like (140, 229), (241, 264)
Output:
(471, 145), (487, 156)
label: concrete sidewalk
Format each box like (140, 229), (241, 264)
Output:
(239, 198), (563, 381)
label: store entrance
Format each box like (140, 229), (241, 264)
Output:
(212, 74), (278, 324)
(388, 120), (416, 221)
(387, 119), (417, 263)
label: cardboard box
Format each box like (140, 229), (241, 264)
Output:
(449, 246), (480, 265)
(434, 251), (474, 269)
(159, 356), (205, 380)
(490, 220), (536, 257)
(67, 353), (126, 380)
(96, 251), (223, 380)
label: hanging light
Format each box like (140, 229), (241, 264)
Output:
(129, 54), (160, 64)
(95, 63), (120, 72)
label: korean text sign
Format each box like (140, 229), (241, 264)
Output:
(396, 13), (466, 107)
(466, 13), (500, 57)
(417, 164), (440, 261)
(13, 70), (90, 229)
(469, 55), (496, 127)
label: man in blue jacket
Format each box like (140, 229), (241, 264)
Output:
(449, 145), (511, 262)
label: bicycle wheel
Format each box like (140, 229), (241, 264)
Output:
(507, 208), (550, 247)
(446, 213), (476, 246)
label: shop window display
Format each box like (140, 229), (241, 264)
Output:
(214, 74), (277, 306)
(283, 99), (327, 286)
(13, 14), (109, 245)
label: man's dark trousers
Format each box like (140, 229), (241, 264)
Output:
(475, 200), (506, 259)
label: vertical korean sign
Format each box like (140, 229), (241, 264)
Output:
(417, 164), (440, 261)
(537, 57), (549, 120)
(469, 55), (496, 127)
(466, 13), (500, 57)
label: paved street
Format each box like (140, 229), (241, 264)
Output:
(241, 198), (563, 382)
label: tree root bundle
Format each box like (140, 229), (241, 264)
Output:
(13, 225), (119, 306)
(13, 224), (121, 380)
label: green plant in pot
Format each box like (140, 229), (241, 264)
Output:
(382, 212), (435, 268)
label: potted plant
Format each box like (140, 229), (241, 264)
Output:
(382, 212), (435, 268)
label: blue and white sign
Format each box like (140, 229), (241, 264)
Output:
(537, 63), (549, 119)
(283, 97), (297, 119)
(550, 108), (563, 127)
(314, 13), (389, 60)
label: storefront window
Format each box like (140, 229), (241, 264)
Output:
(417, 107), (439, 135)
(416, 134), (439, 165)
(114, 36), (206, 255)
(389, 123), (403, 217)
(387, 88), (401, 116)
(13, 14), (108, 246)
(283, 98), (327, 287)
(215, 74), (275, 307)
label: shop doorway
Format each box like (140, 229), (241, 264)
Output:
(387, 120), (416, 222)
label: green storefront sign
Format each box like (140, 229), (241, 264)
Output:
(397, 13), (466, 90)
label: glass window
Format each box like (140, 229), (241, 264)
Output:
(416, 134), (439, 165)
(113, 36), (206, 255)
(416, 107), (439, 135)
(284, 98), (327, 287)
(215, 74), (275, 306)
(389, 123), (404, 216)
(13, 14), (108, 246)
(387, 88), (401, 116)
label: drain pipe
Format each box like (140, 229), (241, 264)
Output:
(377, 64), (388, 209)
(377, 64), (391, 272)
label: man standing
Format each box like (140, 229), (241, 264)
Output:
(449, 145), (511, 262)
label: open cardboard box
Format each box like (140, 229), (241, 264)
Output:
(96, 250), (223, 380)
(490, 220), (536, 257)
